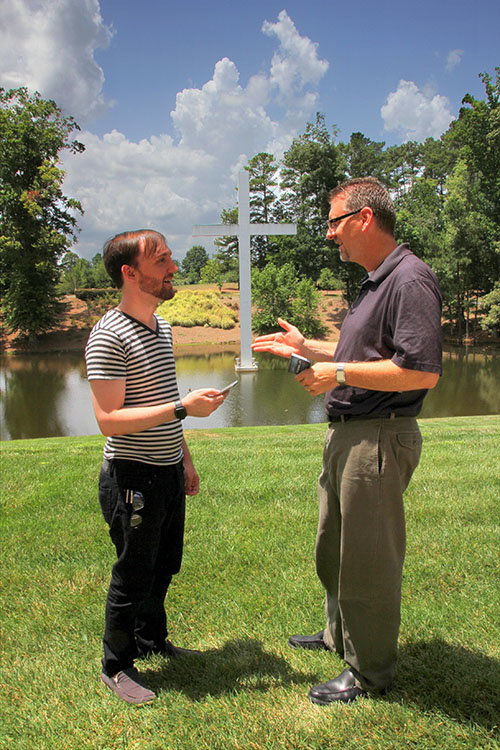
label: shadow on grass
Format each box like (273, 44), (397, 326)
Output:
(143, 638), (318, 701)
(395, 639), (500, 734)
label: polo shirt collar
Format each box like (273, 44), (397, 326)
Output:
(361, 243), (413, 287)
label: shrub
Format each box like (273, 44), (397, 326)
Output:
(317, 268), (344, 291)
(291, 278), (327, 338)
(74, 288), (117, 301)
(157, 289), (238, 329)
(480, 282), (500, 335)
(252, 262), (325, 337)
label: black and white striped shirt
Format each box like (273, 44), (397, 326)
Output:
(85, 308), (183, 465)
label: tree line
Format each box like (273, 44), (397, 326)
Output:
(1, 69), (499, 342)
(208, 69), (499, 340)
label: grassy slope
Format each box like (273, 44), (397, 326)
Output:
(0, 416), (499, 749)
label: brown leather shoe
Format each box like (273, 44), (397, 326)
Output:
(101, 668), (156, 705)
(288, 630), (329, 650)
(308, 668), (367, 705)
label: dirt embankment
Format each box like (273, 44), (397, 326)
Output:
(0, 291), (349, 356)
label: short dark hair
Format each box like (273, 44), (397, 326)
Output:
(103, 229), (167, 288)
(328, 177), (396, 235)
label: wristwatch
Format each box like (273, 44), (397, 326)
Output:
(174, 400), (187, 420)
(335, 363), (346, 385)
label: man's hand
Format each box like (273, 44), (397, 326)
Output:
(296, 363), (337, 395)
(182, 388), (227, 417)
(183, 455), (200, 495)
(251, 318), (305, 358)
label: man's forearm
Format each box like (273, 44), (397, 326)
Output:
(93, 401), (178, 436)
(343, 360), (439, 391)
(297, 359), (439, 395)
(302, 339), (338, 362)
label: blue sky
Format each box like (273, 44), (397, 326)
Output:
(1, 0), (498, 259)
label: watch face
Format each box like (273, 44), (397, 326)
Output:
(175, 402), (187, 419)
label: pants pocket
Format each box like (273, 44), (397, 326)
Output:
(98, 465), (118, 526)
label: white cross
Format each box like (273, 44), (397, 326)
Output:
(193, 171), (297, 371)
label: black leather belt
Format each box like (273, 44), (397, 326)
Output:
(329, 412), (397, 424)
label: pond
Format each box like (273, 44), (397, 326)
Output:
(0, 345), (498, 440)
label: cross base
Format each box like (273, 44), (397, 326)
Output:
(235, 357), (259, 372)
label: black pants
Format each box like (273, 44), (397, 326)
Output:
(98, 458), (185, 676)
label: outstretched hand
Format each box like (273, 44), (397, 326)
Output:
(251, 318), (305, 359)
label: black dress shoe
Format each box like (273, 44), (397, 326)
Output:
(288, 630), (329, 650)
(162, 640), (202, 657)
(308, 668), (367, 705)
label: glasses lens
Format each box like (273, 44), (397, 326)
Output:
(132, 491), (144, 511)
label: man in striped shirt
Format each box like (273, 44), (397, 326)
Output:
(86, 229), (227, 705)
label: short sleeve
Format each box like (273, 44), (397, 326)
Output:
(85, 329), (127, 380)
(390, 278), (442, 373)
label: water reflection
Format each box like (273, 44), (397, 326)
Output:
(0, 354), (94, 439)
(421, 347), (500, 418)
(1, 345), (498, 440)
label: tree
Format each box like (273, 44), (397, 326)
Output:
(91, 252), (111, 287)
(279, 113), (345, 279)
(338, 131), (386, 181)
(438, 69), (500, 339)
(181, 245), (209, 284)
(480, 282), (500, 335)
(213, 206), (239, 281)
(200, 257), (224, 290)
(0, 88), (84, 338)
(58, 250), (93, 293)
(384, 141), (423, 197)
(245, 152), (279, 268)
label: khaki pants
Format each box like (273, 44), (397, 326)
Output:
(316, 417), (422, 691)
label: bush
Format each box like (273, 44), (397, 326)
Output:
(317, 268), (344, 291)
(157, 289), (238, 329)
(75, 288), (117, 301)
(291, 278), (327, 338)
(480, 282), (500, 335)
(252, 263), (326, 337)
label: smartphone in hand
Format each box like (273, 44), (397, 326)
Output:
(218, 380), (239, 395)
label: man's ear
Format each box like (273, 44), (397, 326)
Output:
(360, 206), (374, 232)
(121, 263), (136, 282)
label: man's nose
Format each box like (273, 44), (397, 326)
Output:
(326, 225), (336, 240)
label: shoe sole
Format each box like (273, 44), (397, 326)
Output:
(309, 689), (367, 705)
(288, 638), (328, 651)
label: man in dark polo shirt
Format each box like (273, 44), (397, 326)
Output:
(252, 177), (442, 705)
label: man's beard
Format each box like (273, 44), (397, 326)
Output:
(138, 273), (176, 301)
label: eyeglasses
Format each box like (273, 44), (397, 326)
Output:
(125, 490), (145, 528)
(327, 208), (362, 230)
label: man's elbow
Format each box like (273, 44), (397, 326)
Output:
(422, 371), (440, 390)
(95, 413), (118, 437)
(97, 421), (113, 437)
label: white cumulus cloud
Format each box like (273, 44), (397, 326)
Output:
(0, 0), (114, 122)
(2, 4), (328, 258)
(58, 9), (329, 258)
(381, 80), (454, 141)
(446, 49), (464, 72)
(262, 10), (329, 97)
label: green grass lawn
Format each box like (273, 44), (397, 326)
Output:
(1, 417), (499, 749)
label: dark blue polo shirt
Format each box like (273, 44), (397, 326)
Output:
(325, 243), (442, 418)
